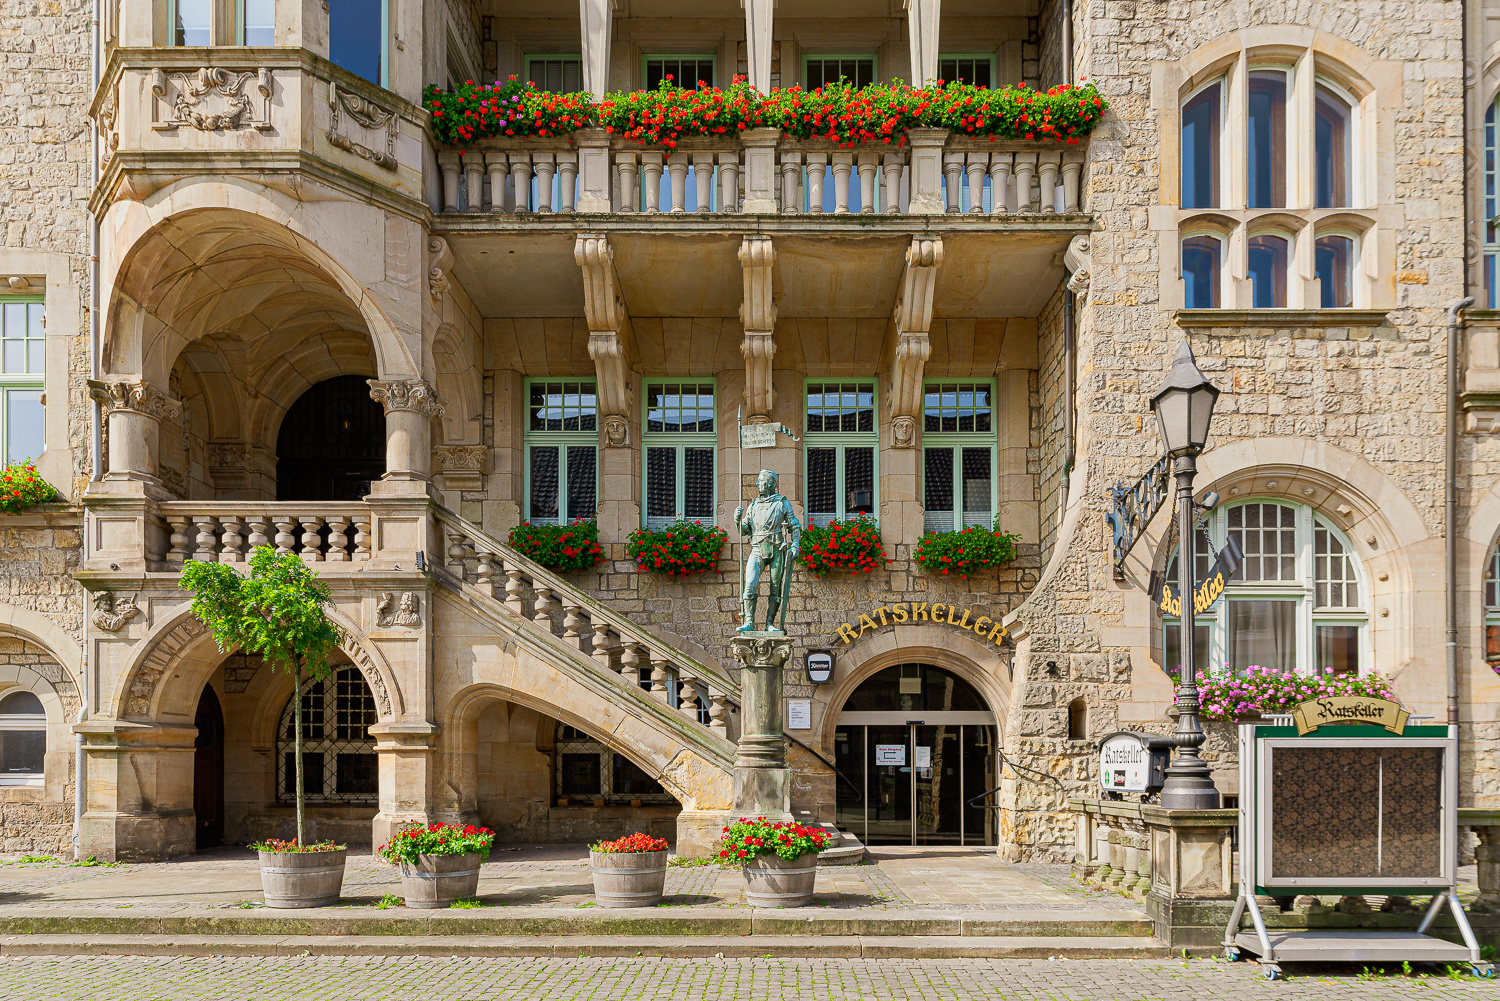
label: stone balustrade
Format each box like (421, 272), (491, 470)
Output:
(433, 507), (737, 741)
(155, 502), (374, 565)
(436, 128), (1087, 218)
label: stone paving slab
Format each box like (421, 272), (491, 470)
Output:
(0, 955), (1493, 1000)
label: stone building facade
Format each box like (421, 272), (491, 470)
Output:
(0, 0), (1494, 861)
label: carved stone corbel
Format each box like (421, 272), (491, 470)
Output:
(576, 234), (634, 447)
(433, 444), (487, 491)
(739, 236), (777, 422)
(1065, 234), (1092, 304)
(91, 591), (140, 633)
(889, 237), (942, 447)
(367, 379), (445, 418)
(329, 80), (398, 170)
(428, 236), (454, 298)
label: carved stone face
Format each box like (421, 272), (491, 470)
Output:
(757, 468), (778, 496)
(399, 593), (417, 614)
(93, 591), (113, 611)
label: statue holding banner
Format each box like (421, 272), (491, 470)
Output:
(734, 468), (802, 633)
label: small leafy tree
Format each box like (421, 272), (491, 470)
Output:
(180, 547), (340, 845)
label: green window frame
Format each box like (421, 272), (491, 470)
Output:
(527, 54), (584, 93)
(641, 379), (716, 529)
(642, 54), (716, 90)
(0, 297), (44, 465)
(802, 54), (877, 89)
(803, 379), (878, 527)
(327, 0), (390, 88)
(920, 380), (996, 534)
(938, 53), (996, 88)
(524, 379), (599, 526)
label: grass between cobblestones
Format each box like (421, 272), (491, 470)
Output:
(0, 956), (1495, 1000)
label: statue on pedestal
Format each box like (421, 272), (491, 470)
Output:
(734, 468), (802, 634)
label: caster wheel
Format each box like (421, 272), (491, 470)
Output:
(1471, 965), (1494, 979)
(1262, 966), (1282, 981)
(1223, 948), (1241, 963)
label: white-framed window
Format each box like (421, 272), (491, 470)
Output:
(803, 55), (876, 90)
(169, 0), (273, 45)
(0, 689), (45, 786)
(642, 380), (715, 530)
(0, 298), (43, 464)
(554, 723), (673, 805)
(1162, 500), (1368, 677)
(644, 55), (715, 90)
(939, 54), (994, 88)
(170, 0), (212, 45)
(804, 381), (877, 527)
(328, 0), (387, 86)
(1181, 233), (1224, 309)
(276, 666), (377, 805)
(1315, 231), (1357, 308)
(1181, 79), (1223, 209)
(1247, 231), (1291, 308)
(525, 379), (598, 526)
(921, 381), (996, 534)
(527, 54), (583, 94)
(240, 0), (273, 44)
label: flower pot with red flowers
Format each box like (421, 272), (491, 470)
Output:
(507, 520), (605, 573)
(378, 822), (496, 908)
(0, 459), (59, 514)
(798, 516), (887, 577)
(252, 838), (347, 908)
(912, 519), (1020, 579)
(717, 817), (832, 907)
(626, 521), (727, 578)
(588, 832), (670, 907)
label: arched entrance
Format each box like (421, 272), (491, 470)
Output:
(275, 374), (385, 500)
(193, 686), (225, 849)
(833, 664), (998, 846)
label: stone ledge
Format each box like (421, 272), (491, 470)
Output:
(1174, 309), (1389, 328)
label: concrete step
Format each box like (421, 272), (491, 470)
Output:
(0, 933), (1170, 959)
(0, 907), (1154, 939)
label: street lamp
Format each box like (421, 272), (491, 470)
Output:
(1150, 340), (1222, 811)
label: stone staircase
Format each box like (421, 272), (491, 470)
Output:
(431, 506), (741, 782)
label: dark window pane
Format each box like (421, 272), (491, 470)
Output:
(1183, 236), (1221, 308)
(284, 751), (326, 797)
(1247, 72), (1286, 208)
(0, 691), (43, 715)
(336, 752), (378, 796)
(961, 448), (991, 526)
(924, 447), (954, 514)
(646, 447), (676, 520)
(646, 58), (713, 90)
(285, 687), (324, 740)
(1163, 624), (1213, 679)
(335, 668), (375, 740)
(846, 447), (874, 516)
(328, 0), (383, 85)
(684, 447), (714, 520)
(560, 753), (600, 796)
(808, 447), (837, 520)
(566, 446), (597, 521)
(1227, 599), (1297, 674)
(1182, 84), (1220, 208)
(1315, 86), (1351, 208)
(530, 446), (560, 522)
(1315, 625), (1361, 676)
(1316, 235), (1353, 308)
(1248, 234), (1288, 308)
(612, 754), (666, 795)
(0, 730), (44, 773)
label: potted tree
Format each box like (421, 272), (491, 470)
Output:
(717, 817), (832, 908)
(589, 832), (670, 907)
(378, 822), (496, 908)
(181, 547), (345, 908)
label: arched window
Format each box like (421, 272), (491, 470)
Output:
(0, 690), (46, 784)
(1181, 82), (1222, 209)
(1182, 234), (1222, 308)
(553, 723), (671, 806)
(1316, 234), (1355, 308)
(1483, 541), (1500, 663)
(276, 666), (378, 805)
(1162, 501), (1367, 677)
(1067, 699), (1088, 740)
(1315, 85), (1353, 208)
(1487, 98), (1500, 308)
(1247, 71), (1287, 208)
(1247, 234), (1289, 308)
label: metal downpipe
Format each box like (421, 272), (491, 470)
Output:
(1446, 296), (1473, 727)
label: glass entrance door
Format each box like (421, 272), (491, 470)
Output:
(835, 722), (999, 846)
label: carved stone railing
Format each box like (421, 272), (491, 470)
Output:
(434, 127), (1088, 218)
(432, 506), (739, 744)
(90, 48), (428, 213)
(152, 502), (375, 565)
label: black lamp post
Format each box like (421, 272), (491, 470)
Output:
(1150, 340), (1222, 810)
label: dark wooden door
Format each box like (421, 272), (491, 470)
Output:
(275, 374), (386, 500)
(193, 686), (225, 849)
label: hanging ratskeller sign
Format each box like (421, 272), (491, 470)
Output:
(1150, 534), (1244, 617)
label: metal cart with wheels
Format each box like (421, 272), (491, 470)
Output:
(1222, 704), (1495, 981)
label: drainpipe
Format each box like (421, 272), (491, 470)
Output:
(1062, 0), (1073, 86)
(1446, 296), (1473, 728)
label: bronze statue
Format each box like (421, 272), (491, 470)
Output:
(734, 468), (802, 634)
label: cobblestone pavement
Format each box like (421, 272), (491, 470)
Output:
(0, 846), (1141, 913)
(0, 955), (1493, 1000)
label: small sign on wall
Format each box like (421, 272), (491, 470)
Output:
(787, 699), (812, 730)
(875, 744), (906, 767)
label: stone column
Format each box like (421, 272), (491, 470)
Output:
(77, 720), (197, 862)
(731, 636), (793, 820)
(368, 720), (441, 849)
(367, 379), (444, 494)
(87, 379), (182, 492)
(744, 0), (775, 95)
(579, 0), (612, 100)
(1473, 822), (1500, 914)
(904, 0), (941, 85)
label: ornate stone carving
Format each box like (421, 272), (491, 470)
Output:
(427, 236), (453, 297)
(603, 414), (629, 448)
(888, 237), (943, 447)
(433, 444), (486, 490)
(1064, 234), (1092, 303)
(328, 80), (398, 170)
(206, 443), (252, 469)
(739, 236), (777, 420)
(731, 635), (792, 670)
(151, 67), (273, 132)
(97, 82), (119, 170)
(90, 591), (140, 632)
(376, 591), (421, 628)
(126, 617), (208, 716)
(368, 379), (444, 418)
(342, 638), (395, 717)
(575, 234), (626, 333)
(87, 380), (183, 421)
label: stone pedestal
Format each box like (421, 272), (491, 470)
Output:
(731, 635), (792, 821)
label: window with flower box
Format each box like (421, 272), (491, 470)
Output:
(804, 381), (877, 528)
(527, 55), (583, 94)
(1161, 501), (1367, 677)
(0, 298), (43, 464)
(803, 55), (876, 90)
(642, 380), (716, 530)
(939, 54), (994, 88)
(644, 55), (715, 91)
(921, 381), (995, 534)
(526, 380), (598, 527)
